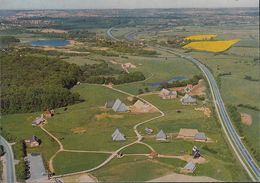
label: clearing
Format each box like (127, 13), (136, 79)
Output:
(240, 112), (252, 126)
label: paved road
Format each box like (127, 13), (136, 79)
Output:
(158, 47), (260, 181)
(0, 136), (16, 183)
(106, 28), (121, 42)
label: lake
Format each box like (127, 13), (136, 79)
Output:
(31, 40), (70, 47)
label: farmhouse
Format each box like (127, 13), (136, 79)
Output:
(181, 94), (197, 105)
(183, 161), (196, 173)
(24, 135), (41, 147)
(159, 88), (177, 99)
(156, 129), (167, 141)
(112, 99), (129, 112)
(194, 132), (207, 142)
(177, 128), (199, 139)
(32, 116), (45, 126)
(112, 128), (126, 141)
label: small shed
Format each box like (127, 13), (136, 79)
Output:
(156, 129), (167, 141)
(145, 127), (153, 134)
(183, 161), (196, 173)
(112, 129), (126, 141)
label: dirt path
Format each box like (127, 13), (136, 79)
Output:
(147, 173), (221, 182)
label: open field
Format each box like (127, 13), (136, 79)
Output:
(183, 40), (240, 53)
(45, 84), (158, 151)
(92, 155), (186, 181)
(53, 152), (110, 175)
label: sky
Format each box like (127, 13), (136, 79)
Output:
(0, 0), (259, 10)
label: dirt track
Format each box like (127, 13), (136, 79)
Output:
(147, 173), (221, 182)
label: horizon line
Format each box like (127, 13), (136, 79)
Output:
(0, 6), (259, 11)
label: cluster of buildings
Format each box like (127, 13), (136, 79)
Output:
(158, 86), (197, 105)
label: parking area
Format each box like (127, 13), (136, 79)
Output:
(26, 153), (47, 182)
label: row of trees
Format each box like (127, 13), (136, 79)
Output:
(158, 74), (204, 89)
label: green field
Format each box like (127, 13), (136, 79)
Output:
(53, 152), (109, 175)
(92, 155), (186, 181)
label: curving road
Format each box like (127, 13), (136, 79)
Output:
(158, 47), (260, 181)
(106, 28), (121, 42)
(0, 135), (16, 183)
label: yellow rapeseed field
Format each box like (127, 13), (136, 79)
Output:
(184, 34), (217, 41)
(182, 40), (240, 53)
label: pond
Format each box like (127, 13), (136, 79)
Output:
(31, 40), (70, 47)
(149, 76), (188, 87)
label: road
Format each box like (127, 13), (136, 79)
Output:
(106, 28), (121, 42)
(158, 47), (260, 181)
(0, 136), (16, 183)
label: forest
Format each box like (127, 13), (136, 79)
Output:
(1, 49), (81, 114)
(1, 50), (146, 114)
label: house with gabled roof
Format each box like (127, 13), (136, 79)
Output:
(180, 94), (197, 105)
(159, 88), (177, 99)
(112, 128), (126, 141)
(112, 99), (129, 112)
(24, 135), (41, 147)
(156, 129), (167, 141)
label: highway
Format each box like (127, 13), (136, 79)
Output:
(106, 28), (121, 42)
(0, 135), (16, 183)
(160, 48), (260, 181)
(106, 28), (260, 181)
